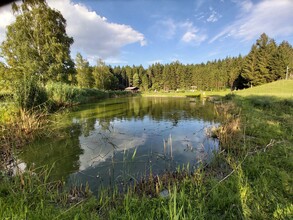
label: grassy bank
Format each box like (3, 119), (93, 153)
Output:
(235, 80), (293, 98)
(142, 89), (230, 98)
(0, 82), (133, 169)
(1, 81), (292, 219)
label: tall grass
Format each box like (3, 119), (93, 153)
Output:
(46, 82), (133, 108)
(103, 93), (293, 219)
(14, 76), (48, 110)
(0, 166), (99, 219)
(1, 81), (292, 219)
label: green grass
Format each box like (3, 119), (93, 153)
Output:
(1, 80), (293, 219)
(0, 167), (99, 220)
(235, 80), (293, 98)
(142, 89), (230, 98)
(46, 82), (133, 108)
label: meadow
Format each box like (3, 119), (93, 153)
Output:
(0, 80), (292, 219)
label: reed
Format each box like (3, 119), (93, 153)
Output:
(0, 108), (49, 170)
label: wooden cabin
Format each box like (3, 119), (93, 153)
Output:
(125, 86), (139, 93)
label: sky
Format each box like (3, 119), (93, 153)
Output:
(0, 0), (293, 67)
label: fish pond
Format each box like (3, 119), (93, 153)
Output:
(20, 97), (220, 193)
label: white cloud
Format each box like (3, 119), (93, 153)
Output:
(0, 0), (146, 61)
(0, 3), (15, 43)
(210, 0), (293, 43)
(181, 21), (207, 45)
(239, 0), (253, 12)
(206, 7), (222, 23)
(47, 0), (146, 60)
(154, 18), (207, 45)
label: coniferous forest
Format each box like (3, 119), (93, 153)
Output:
(1, 1), (293, 219)
(0, 0), (292, 92)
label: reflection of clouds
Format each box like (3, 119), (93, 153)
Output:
(77, 117), (219, 171)
(78, 129), (147, 170)
(164, 123), (219, 165)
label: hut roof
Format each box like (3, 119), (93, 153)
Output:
(125, 87), (139, 90)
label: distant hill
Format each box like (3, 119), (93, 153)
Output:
(235, 80), (293, 98)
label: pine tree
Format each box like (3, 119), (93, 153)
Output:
(270, 41), (293, 80)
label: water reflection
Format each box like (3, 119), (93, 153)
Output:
(21, 97), (219, 191)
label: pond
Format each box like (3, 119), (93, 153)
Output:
(20, 96), (220, 193)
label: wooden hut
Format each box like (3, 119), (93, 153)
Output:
(125, 87), (139, 93)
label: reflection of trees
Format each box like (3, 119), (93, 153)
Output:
(72, 97), (219, 136)
(20, 97), (220, 183)
(98, 118), (112, 132)
(20, 123), (83, 180)
(82, 118), (96, 137)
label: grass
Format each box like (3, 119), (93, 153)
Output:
(1, 80), (292, 219)
(0, 82), (134, 175)
(46, 82), (133, 108)
(142, 89), (230, 98)
(0, 166), (99, 219)
(235, 79), (293, 98)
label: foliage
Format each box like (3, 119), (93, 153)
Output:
(241, 33), (293, 86)
(1, 85), (293, 219)
(0, 0), (74, 84)
(0, 167), (98, 220)
(46, 82), (106, 106)
(14, 76), (47, 110)
(75, 53), (93, 88)
(92, 59), (118, 90)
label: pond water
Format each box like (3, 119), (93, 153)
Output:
(20, 97), (220, 193)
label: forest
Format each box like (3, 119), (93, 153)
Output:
(0, 1), (293, 219)
(0, 1), (293, 94)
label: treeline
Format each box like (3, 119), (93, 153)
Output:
(0, 0), (292, 93)
(73, 33), (293, 91)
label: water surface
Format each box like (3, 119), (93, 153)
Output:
(21, 97), (219, 192)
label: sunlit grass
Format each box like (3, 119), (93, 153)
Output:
(235, 80), (293, 98)
(1, 80), (293, 219)
(142, 89), (230, 97)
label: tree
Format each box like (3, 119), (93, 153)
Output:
(132, 73), (140, 87)
(0, 0), (74, 83)
(140, 74), (149, 91)
(92, 59), (116, 90)
(270, 41), (293, 80)
(75, 53), (93, 88)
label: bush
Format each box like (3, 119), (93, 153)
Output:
(46, 82), (79, 106)
(46, 82), (111, 107)
(14, 76), (47, 110)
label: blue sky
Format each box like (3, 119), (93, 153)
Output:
(1, 0), (293, 67)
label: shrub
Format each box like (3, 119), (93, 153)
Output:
(46, 82), (79, 106)
(14, 76), (47, 110)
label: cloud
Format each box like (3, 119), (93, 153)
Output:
(154, 18), (207, 45)
(210, 0), (293, 43)
(0, 0), (146, 61)
(0, 3), (15, 43)
(206, 7), (222, 23)
(181, 21), (207, 45)
(47, 0), (146, 60)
